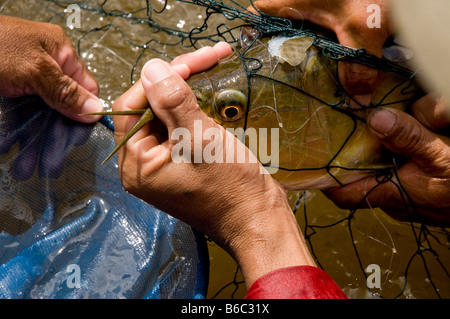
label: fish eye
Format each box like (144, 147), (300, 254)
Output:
(215, 90), (247, 122)
(222, 106), (239, 119)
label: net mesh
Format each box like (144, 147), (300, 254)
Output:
(0, 0), (448, 299)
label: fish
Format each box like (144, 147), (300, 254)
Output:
(84, 28), (421, 190)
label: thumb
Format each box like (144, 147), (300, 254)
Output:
(368, 107), (450, 171)
(140, 59), (209, 131)
(32, 54), (103, 123)
(335, 32), (385, 107)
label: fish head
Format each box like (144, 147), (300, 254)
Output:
(186, 29), (422, 189)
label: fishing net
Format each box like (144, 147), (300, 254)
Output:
(0, 95), (209, 298)
(0, 0), (448, 299)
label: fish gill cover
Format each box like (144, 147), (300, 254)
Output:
(0, 0), (448, 299)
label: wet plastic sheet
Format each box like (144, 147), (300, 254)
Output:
(0, 96), (208, 299)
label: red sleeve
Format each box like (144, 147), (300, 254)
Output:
(245, 265), (347, 299)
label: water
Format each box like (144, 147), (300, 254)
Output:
(0, 0), (448, 299)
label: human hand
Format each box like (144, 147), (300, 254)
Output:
(249, 0), (392, 106)
(324, 95), (450, 226)
(112, 43), (315, 287)
(0, 15), (103, 123)
(0, 97), (93, 181)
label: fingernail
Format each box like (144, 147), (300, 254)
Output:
(82, 97), (103, 114)
(143, 59), (172, 84)
(369, 109), (397, 136)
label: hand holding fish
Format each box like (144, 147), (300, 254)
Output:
(249, 0), (391, 107)
(112, 43), (316, 288)
(324, 96), (450, 226)
(0, 15), (103, 123)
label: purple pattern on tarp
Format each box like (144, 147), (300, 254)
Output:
(0, 96), (208, 299)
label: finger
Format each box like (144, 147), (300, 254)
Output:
(251, 0), (388, 107)
(41, 25), (100, 96)
(111, 40), (230, 144)
(411, 94), (450, 131)
(212, 41), (234, 59)
(112, 45), (231, 164)
(368, 107), (450, 171)
(112, 80), (149, 134)
(324, 171), (450, 226)
(323, 173), (427, 224)
(31, 54), (103, 124)
(323, 175), (396, 210)
(338, 62), (379, 107)
(335, 29), (388, 107)
(111, 80), (152, 162)
(140, 59), (211, 131)
(111, 79), (168, 138)
(333, 1), (391, 106)
(52, 43), (100, 96)
(112, 82), (171, 174)
(170, 42), (233, 77)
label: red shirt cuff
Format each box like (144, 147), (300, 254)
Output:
(245, 265), (347, 299)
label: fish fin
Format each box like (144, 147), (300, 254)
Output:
(280, 37), (314, 66)
(101, 107), (154, 165)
